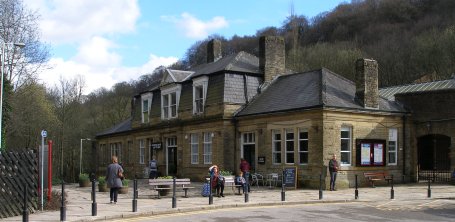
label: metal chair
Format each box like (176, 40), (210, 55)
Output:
(251, 173), (265, 188)
(266, 173), (279, 188)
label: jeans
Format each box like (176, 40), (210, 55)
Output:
(330, 171), (337, 190)
(243, 171), (251, 192)
(110, 187), (119, 202)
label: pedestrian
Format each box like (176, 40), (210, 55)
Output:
(328, 154), (339, 191)
(239, 158), (251, 192)
(235, 171), (247, 193)
(209, 165), (225, 197)
(106, 156), (123, 204)
(149, 157), (158, 179)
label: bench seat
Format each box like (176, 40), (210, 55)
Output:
(363, 172), (392, 188)
(149, 178), (193, 198)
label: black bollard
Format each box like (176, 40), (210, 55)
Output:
(244, 173), (249, 203)
(319, 174), (323, 200)
(172, 177), (177, 208)
(209, 176), (213, 205)
(281, 170), (285, 201)
(427, 179), (431, 198)
(22, 185), (28, 222)
(91, 179), (97, 216)
(60, 181), (66, 222)
(132, 179), (137, 212)
(355, 174), (359, 200)
(390, 174), (394, 199)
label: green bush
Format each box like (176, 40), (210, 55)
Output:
(98, 176), (106, 185)
(79, 173), (89, 181)
(122, 179), (130, 186)
(157, 176), (173, 179)
(220, 170), (233, 176)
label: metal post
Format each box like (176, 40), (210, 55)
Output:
(0, 44), (5, 151)
(281, 170), (285, 201)
(40, 132), (44, 211)
(209, 176), (213, 205)
(172, 177), (177, 208)
(390, 174), (394, 199)
(60, 181), (66, 222)
(132, 179), (137, 212)
(91, 179), (97, 216)
(319, 174), (323, 200)
(22, 185), (28, 222)
(427, 179), (431, 198)
(355, 174), (359, 199)
(244, 172), (249, 203)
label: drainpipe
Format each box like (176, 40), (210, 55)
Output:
(402, 115), (406, 183)
(233, 118), (239, 172)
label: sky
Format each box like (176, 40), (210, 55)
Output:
(24, 0), (348, 94)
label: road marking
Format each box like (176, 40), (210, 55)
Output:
(417, 200), (439, 207)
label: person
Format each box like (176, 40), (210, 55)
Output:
(328, 154), (339, 191)
(209, 165), (224, 197)
(235, 171), (247, 193)
(106, 156), (123, 203)
(149, 157), (158, 179)
(239, 158), (251, 192)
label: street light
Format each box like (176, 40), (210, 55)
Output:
(0, 42), (25, 150)
(80, 138), (91, 174)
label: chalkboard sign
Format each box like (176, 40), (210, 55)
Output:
(151, 142), (162, 149)
(283, 167), (297, 189)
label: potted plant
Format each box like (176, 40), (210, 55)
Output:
(98, 176), (108, 192)
(119, 179), (129, 194)
(78, 173), (90, 187)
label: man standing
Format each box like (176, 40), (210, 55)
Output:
(328, 154), (339, 191)
(149, 157), (158, 179)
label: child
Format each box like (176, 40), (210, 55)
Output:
(235, 171), (247, 193)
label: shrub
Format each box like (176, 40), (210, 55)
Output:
(79, 173), (89, 181)
(122, 179), (130, 186)
(43, 190), (68, 211)
(98, 176), (106, 185)
(157, 176), (173, 179)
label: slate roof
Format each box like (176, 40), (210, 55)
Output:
(96, 117), (132, 137)
(379, 78), (455, 101)
(236, 68), (405, 117)
(190, 51), (260, 78)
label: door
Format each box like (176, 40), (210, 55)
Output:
(242, 132), (256, 171)
(166, 137), (177, 176)
(417, 134), (451, 182)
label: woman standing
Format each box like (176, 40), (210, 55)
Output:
(106, 156), (123, 203)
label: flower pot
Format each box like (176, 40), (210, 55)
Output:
(79, 180), (90, 187)
(119, 187), (128, 194)
(98, 184), (108, 192)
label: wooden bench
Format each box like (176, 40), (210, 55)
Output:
(148, 178), (194, 198)
(206, 176), (243, 195)
(363, 172), (392, 188)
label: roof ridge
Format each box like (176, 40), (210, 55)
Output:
(379, 78), (455, 90)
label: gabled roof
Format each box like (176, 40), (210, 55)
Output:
(161, 69), (194, 86)
(379, 78), (455, 101)
(96, 117), (132, 137)
(236, 68), (405, 117)
(190, 51), (260, 78)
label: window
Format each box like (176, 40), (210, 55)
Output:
(272, 130), (282, 164)
(298, 129), (308, 164)
(388, 128), (398, 165)
(203, 132), (212, 164)
(110, 143), (122, 162)
(141, 93), (153, 123)
(161, 85), (181, 120)
(285, 129), (295, 164)
(243, 132), (255, 144)
(193, 77), (208, 114)
(190, 134), (199, 164)
(340, 127), (352, 165)
(139, 139), (145, 164)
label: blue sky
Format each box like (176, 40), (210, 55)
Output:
(25, 0), (348, 93)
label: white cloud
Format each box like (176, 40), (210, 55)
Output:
(25, 0), (140, 44)
(161, 13), (228, 39)
(73, 36), (121, 69)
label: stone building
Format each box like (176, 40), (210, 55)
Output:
(96, 36), (455, 189)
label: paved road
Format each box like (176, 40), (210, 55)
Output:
(110, 199), (455, 222)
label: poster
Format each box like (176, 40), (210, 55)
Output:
(374, 143), (383, 165)
(361, 143), (371, 165)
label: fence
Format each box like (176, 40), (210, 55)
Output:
(0, 150), (38, 218)
(418, 170), (452, 182)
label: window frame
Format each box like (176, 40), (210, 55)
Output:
(192, 76), (208, 115)
(272, 130), (282, 164)
(340, 126), (352, 166)
(298, 128), (309, 165)
(139, 139), (145, 164)
(388, 128), (398, 166)
(190, 133), (199, 164)
(203, 132), (212, 164)
(161, 85), (181, 120)
(141, 93), (153, 123)
(285, 129), (295, 164)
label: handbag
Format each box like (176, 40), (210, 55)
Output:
(118, 169), (124, 180)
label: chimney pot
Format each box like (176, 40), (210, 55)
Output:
(355, 58), (379, 109)
(207, 39), (222, 63)
(259, 36), (285, 83)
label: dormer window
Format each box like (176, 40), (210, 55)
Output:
(141, 93), (153, 123)
(161, 85), (181, 120)
(193, 76), (208, 114)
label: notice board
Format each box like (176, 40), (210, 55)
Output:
(283, 166), (297, 189)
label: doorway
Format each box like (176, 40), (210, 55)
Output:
(242, 132), (256, 171)
(166, 137), (177, 176)
(417, 134), (451, 182)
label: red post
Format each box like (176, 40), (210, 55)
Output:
(47, 140), (53, 201)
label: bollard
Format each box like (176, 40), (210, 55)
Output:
(390, 174), (394, 199)
(319, 174), (323, 200)
(91, 179), (97, 216)
(209, 176), (213, 205)
(244, 173), (249, 203)
(355, 174), (359, 200)
(22, 185), (29, 222)
(427, 179), (431, 198)
(281, 170), (285, 201)
(172, 177), (177, 208)
(60, 181), (66, 222)
(132, 179), (137, 212)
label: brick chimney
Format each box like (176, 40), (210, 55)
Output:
(355, 58), (379, 109)
(259, 36), (285, 83)
(207, 39), (222, 63)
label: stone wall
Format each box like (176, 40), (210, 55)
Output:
(259, 36), (285, 83)
(355, 59), (379, 109)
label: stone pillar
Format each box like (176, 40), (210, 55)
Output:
(355, 59), (379, 109)
(207, 39), (222, 63)
(259, 36), (286, 83)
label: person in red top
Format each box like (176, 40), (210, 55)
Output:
(239, 158), (251, 192)
(209, 165), (225, 197)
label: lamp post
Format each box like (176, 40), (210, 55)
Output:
(0, 42), (25, 150)
(80, 138), (91, 174)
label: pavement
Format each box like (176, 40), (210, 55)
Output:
(2, 180), (455, 222)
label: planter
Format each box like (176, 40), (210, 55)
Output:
(98, 184), (108, 192)
(79, 180), (90, 187)
(119, 187), (129, 194)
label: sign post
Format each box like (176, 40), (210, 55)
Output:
(40, 130), (47, 211)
